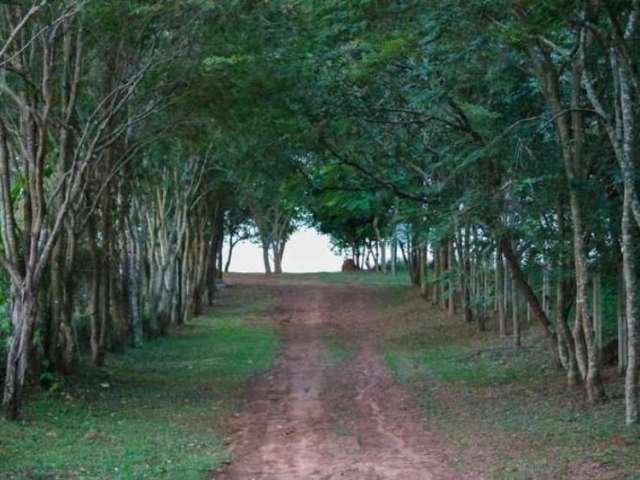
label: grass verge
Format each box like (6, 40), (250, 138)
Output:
(382, 288), (640, 479)
(0, 287), (280, 479)
(317, 270), (411, 286)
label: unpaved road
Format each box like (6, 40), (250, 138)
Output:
(215, 275), (475, 480)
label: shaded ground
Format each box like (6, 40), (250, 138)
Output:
(215, 275), (472, 480)
(0, 285), (279, 479)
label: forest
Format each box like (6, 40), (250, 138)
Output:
(1, 0), (640, 478)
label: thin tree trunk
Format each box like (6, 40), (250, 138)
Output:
(127, 225), (143, 347)
(463, 225), (473, 323)
(380, 240), (387, 273)
(557, 263), (580, 385)
(618, 266), (628, 376)
(512, 279), (520, 346)
(448, 237), (455, 316)
(499, 236), (559, 361)
(593, 272), (603, 355)
(438, 246), (445, 307)
(496, 246), (506, 337)
(529, 41), (605, 403)
(3, 291), (37, 420)
(225, 233), (237, 273)
(622, 187), (639, 423)
(573, 309), (588, 382)
(391, 232), (397, 276)
(420, 244), (428, 299)
(262, 237), (272, 275)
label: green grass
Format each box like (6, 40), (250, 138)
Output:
(322, 333), (355, 366)
(385, 344), (545, 388)
(0, 289), (280, 479)
(317, 270), (411, 286)
(382, 290), (640, 479)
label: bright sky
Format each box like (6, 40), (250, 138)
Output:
(224, 227), (344, 273)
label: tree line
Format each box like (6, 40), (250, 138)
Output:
(0, 0), (304, 420)
(299, 0), (640, 426)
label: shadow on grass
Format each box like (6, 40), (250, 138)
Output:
(317, 270), (411, 286)
(0, 287), (280, 479)
(381, 288), (640, 479)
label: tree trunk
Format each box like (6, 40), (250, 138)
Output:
(216, 231), (224, 281)
(272, 239), (286, 274)
(127, 225), (143, 347)
(3, 291), (37, 420)
(512, 278), (520, 346)
(622, 187), (638, 424)
(463, 225), (473, 323)
(499, 236), (559, 361)
(496, 246), (506, 337)
(573, 309), (588, 382)
(557, 267), (580, 386)
(439, 243), (447, 309)
(225, 234), (237, 273)
(448, 237), (455, 316)
(89, 220), (105, 367)
(262, 237), (272, 275)
(420, 244), (428, 299)
(618, 266), (628, 376)
(380, 240), (387, 273)
(528, 40), (604, 403)
(391, 233), (397, 276)
(593, 272), (603, 356)
(48, 243), (64, 372)
(567, 165), (605, 403)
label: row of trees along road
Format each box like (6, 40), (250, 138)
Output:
(0, 1), (304, 420)
(301, 0), (640, 426)
(1, 0), (640, 428)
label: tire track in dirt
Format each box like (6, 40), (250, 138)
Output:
(214, 275), (478, 480)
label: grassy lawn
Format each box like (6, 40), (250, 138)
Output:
(382, 288), (640, 479)
(0, 287), (280, 479)
(317, 270), (411, 286)
(321, 332), (356, 366)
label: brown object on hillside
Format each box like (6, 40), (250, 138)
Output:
(341, 259), (359, 272)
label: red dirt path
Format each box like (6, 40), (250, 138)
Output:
(214, 275), (478, 480)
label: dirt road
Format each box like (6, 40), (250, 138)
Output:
(215, 276), (475, 480)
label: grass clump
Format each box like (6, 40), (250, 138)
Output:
(0, 287), (280, 479)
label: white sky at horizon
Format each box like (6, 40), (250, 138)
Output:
(224, 227), (344, 273)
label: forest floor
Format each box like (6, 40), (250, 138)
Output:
(2, 273), (640, 479)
